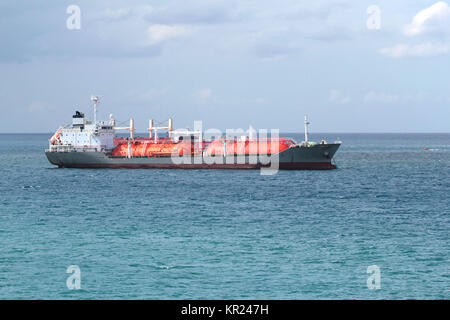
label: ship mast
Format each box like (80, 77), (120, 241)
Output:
(304, 115), (310, 146)
(91, 96), (99, 123)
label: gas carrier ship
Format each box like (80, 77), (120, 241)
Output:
(45, 97), (341, 169)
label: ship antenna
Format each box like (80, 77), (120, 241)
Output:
(304, 115), (309, 146)
(91, 95), (99, 123)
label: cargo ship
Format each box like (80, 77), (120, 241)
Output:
(45, 97), (341, 170)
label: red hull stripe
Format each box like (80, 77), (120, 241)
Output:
(59, 162), (336, 170)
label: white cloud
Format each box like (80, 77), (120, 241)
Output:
(100, 8), (132, 20)
(96, 5), (156, 21)
(195, 88), (213, 101)
(328, 89), (351, 104)
(363, 91), (427, 104)
(404, 1), (450, 36)
(0, 1), (358, 62)
(380, 42), (449, 57)
(147, 24), (192, 45)
(381, 2), (450, 58)
(364, 92), (401, 104)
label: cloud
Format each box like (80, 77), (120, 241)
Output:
(0, 3), (196, 61)
(147, 24), (192, 45)
(0, 1), (357, 62)
(364, 92), (401, 104)
(380, 42), (449, 57)
(99, 8), (133, 21)
(381, 2), (450, 58)
(328, 89), (351, 104)
(195, 88), (213, 102)
(363, 91), (426, 104)
(404, 1), (450, 36)
(141, 0), (240, 25)
(96, 0), (354, 61)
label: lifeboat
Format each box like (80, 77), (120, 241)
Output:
(50, 129), (62, 145)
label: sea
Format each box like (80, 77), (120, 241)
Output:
(0, 133), (449, 299)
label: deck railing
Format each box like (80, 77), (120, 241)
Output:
(46, 145), (107, 153)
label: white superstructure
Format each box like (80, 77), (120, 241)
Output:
(49, 111), (116, 151)
(48, 97), (140, 152)
(48, 97), (117, 152)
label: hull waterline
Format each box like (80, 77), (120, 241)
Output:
(45, 143), (340, 170)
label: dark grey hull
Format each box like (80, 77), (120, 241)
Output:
(45, 143), (340, 170)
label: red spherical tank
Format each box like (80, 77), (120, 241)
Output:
(204, 139), (294, 156)
(111, 138), (295, 157)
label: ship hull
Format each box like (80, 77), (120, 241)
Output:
(45, 143), (340, 170)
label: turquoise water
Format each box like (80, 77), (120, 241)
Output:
(0, 133), (449, 299)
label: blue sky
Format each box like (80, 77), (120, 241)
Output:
(1, 0), (449, 132)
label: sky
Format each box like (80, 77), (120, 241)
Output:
(0, 0), (449, 133)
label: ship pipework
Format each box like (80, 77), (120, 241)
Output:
(113, 118), (135, 138)
(148, 118), (174, 142)
(148, 119), (154, 138)
(127, 140), (132, 159)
